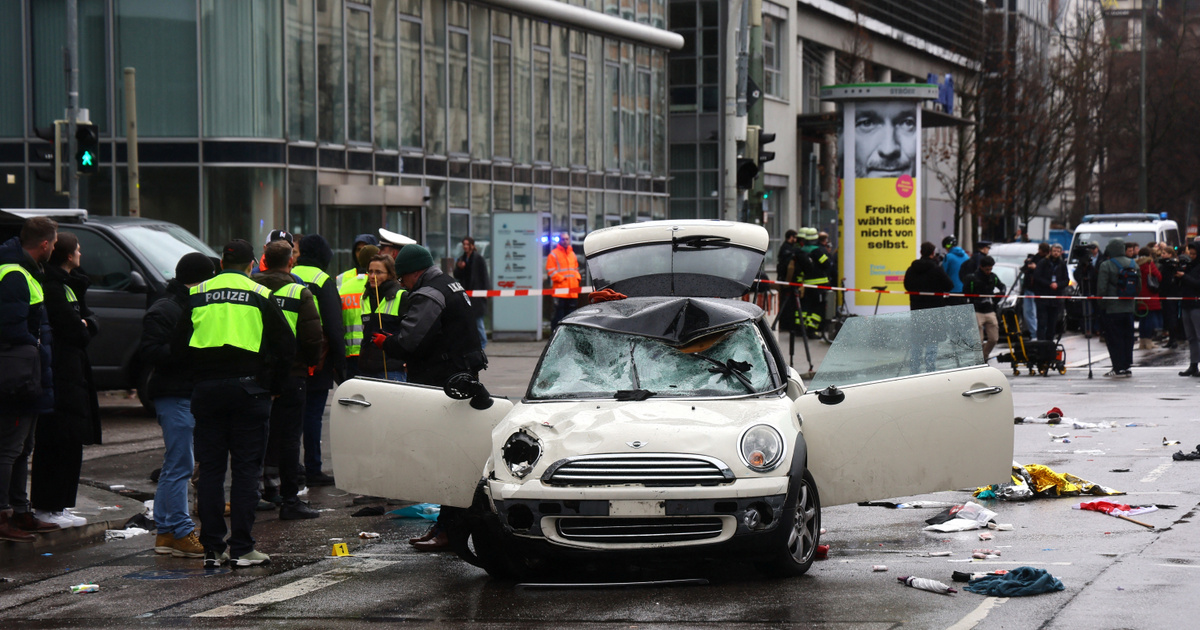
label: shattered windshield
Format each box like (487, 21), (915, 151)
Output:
(529, 323), (776, 399)
(809, 304), (983, 390)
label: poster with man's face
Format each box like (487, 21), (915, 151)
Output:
(854, 101), (918, 179)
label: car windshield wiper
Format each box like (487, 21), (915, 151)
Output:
(672, 235), (731, 250)
(694, 355), (755, 393)
(615, 389), (656, 401)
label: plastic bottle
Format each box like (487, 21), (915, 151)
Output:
(897, 576), (957, 594)
(70, 584), (99, 594)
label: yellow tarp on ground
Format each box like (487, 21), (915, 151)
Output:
(974, 463), (1125, 499)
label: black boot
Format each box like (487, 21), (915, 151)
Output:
(1179, 364), (1199, 377)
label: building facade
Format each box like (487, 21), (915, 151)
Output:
(0, 0), (674, 269)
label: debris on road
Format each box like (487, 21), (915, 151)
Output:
(952, 569), (1008, 583)
(388, 503), (440, 520)
(898, 575), (957, 594)
(351, 506), (386, 517)
(1162, 437), (1181, 446)
(857, 500), (957, 509)
(105, 527), (149, 541)
(973, 549), (1001, 558)
(70, 584), (100, 594)
(1074, 501), (1158, 529)
(978, 532), (994, 541)
(814, 544), (829, 560)
(923, 502), (998, 532)
(1110, 468), (1130, 473)
(974, 462), (1125, 501)
(1172, 445), (1200, 461)
(358, 532), (381, 539)
(872, 565), (888, 572)
(962, 566), (1064, 596)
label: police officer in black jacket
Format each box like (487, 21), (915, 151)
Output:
(369, 244), (487, 552)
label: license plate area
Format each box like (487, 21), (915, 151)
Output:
(608, 500), (666, 516)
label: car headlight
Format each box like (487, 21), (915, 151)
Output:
(739, 424), (784, 472)
(502, 430), (542, 479)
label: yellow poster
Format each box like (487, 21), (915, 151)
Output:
(853, 175), (917, 306)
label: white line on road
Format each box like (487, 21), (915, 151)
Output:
(946, 597), (1008, 630)
(1156, 564), (1200, 569)
(1141, 461), (1173, 483)
(191, 558), (396, 618)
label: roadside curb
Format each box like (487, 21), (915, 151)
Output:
(0, 484), (143, 563)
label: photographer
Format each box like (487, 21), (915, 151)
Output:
(1021, 243), (1049, 338)
(1033, 244), (1068, 341)
(1157, 243), (1185, 349)
(1072, 242), (1100, 336)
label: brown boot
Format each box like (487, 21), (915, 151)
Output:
(13, 510), (60, 532)
(0, 511), (36, 542)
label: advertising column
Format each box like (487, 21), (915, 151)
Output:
(822, 84), (937, 315)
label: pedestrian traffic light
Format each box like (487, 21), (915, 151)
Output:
(32, 121), (67, 194)
(75, 122), (99, 175)
(758, 131), (776, 169)
(736, 126), (760, 189)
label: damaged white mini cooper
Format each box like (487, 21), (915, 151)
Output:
(330, 220), (1014, 579)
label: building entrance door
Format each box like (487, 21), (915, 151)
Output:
(318, 184), (426, 272)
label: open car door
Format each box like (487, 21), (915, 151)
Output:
(795, 305), (1014, 506)
(330, 378), (513, 508)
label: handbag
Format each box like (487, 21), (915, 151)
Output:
(1147, 270), (1160, 291)
(0, 343), (42, 403)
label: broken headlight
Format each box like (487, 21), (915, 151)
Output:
(740, 424), (784, 472)
(501, 430), (542, 479)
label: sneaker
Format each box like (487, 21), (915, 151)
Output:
(230, 549), (270, 567)
(61, 509), (87, 527)
(1103, 370), (1118, 378)
(279, 500), (320, 520)
(306, 472), (336, 487)
(203, 549), (229, 568)
(170, 530), (205, 558)
(33, 509), (76, 529)
(1116, 369), (1132, 378)
(255, 499), (278, 511)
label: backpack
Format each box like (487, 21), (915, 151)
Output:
(1114, 261), (1139, 298)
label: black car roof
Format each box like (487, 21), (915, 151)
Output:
(561, 296), (762, 344)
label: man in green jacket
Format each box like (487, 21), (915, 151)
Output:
(1096, 238), (1139, 377)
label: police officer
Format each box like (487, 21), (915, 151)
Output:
(254, 240), (323, 519)
(370, 244), (486, 552)
(175, 239), (295, 567)
(291, 234), (344, 487)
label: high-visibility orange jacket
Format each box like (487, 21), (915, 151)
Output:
(546, 244), (581, 298)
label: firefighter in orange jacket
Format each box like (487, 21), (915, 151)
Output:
(546, 232), (581, 330)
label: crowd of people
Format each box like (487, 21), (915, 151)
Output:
(0, 216), (491, 563)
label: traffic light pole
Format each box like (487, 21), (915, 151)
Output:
(66, 0), (79, 209)
(746, 0), (763, 225)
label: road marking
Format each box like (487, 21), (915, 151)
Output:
(1156, 564), (1200, 569)
(192, 558), (396, 618)
(946, 597), (1008, 630)
(1141, 461), (1172, 483)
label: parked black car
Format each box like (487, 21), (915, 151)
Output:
(1, 209), (218, 411)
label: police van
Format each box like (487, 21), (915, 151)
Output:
(1068, 213), (1180, 271)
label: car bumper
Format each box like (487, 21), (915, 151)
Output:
(487, 476), (790, 552)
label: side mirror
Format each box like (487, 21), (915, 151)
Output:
(444, 372), (494, 410)
(128, 270), (148, 293)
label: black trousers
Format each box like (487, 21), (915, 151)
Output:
(264, 376), (306, 503)
(30, 423), (83, 512)
(1101, 311), (1135, 372)
(192, 378), (272, 557)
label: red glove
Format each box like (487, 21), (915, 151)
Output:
(588, 288), (628, 304)
(371, 332), (390, 348)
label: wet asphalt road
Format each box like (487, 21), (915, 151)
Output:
(1, 334), (1198, 629)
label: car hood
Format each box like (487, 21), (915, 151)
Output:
(491, 397), (795, 481)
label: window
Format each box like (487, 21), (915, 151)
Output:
(65, 229), (134, 291)
(802, 46), (823, 114)
(470, 6), (490, 159)
(204, 167), (284, 247)
(374, 0), (398, 150)
(0, 2), (20, 136)
(493, 35), (512, 159)
(425, 0), (446, 155)
(763, 14), (783, 99)
(399, 17), (422, 148)
(317, 0), (345, 143)
(513, 17), (531, 163)
(347, 7), (372, 144)
(115, 0), (199, 137)
(286, 0), (316, 141)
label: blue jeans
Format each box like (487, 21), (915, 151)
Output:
(303, 385), (330, 476)
(1139, 310), (1162, 340)
(476, 316), (487, 349)
(153, 397), (196, 538)
(1022, 291), (1038, 338)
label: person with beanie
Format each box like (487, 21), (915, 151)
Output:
(139, 251), (215, 558)
(1097, 238), (1139, 377)
(370, 244), (487, 552)
(291, 234), (345, 488)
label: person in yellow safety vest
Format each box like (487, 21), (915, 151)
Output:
(338, 244), (376, 375)
(546, 232), (581, 330)
(253, 240), (324, 521)
(792, 228), (826, 338)
(175, 239), (294, 568)
(0, 216), (59, 542)
(359, 254), (407, 382)
(290, 234), (344, 487)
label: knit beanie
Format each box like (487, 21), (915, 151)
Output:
(394, 244), (434, 276)
(356, 245), (379, 271)
(175, 252), (216, 284)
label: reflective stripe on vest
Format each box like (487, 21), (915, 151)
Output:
(272, 282), (306, 335)
(188, 273), (273, 352)
(0, 264), (44, 305)
(292, 265), (330, 325)
(339, 273), (368, 357)
(335, 268), (356, 290)
(65, 285), (77, 302)
(363, 289), (406, 321)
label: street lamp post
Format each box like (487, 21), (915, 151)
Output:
(1138, 0), (1149, 213)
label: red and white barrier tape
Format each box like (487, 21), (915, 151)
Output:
(756, 278), (1200, 301)
(466, 287), (594, 298)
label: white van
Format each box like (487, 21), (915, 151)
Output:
(1068, 213), (1180, 270)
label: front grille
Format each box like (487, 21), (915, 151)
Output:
(541, 454), (734, 487)
(556, 517), (725, 544)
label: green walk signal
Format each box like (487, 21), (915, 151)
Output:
(75, 122), (100, 174)
(80, 150), (94, 167)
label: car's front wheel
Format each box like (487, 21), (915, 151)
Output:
(757, 470), (821, 577)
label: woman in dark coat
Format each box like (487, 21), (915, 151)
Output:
(360, 254), (407, 382)
(30, 232), (100, 528)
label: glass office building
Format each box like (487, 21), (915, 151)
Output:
(0, 0), (672, 267)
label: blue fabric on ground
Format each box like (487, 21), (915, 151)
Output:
(388, 503), (440, 520)
(964, 566), (1065, 596)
